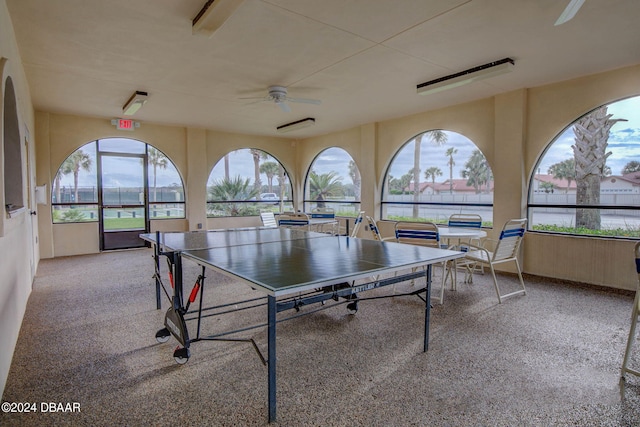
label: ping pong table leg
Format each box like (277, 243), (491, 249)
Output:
(154, 242), (162, 310)
(267, 295), (277, 423)
(424, 264), (432, 352)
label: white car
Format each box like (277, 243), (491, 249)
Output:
(260, 193), (280, 204)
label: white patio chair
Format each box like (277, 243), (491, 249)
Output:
(277, 213), (311, 231)
(395, 221), (449, 304)
(621, 241), (640, 378)
(260, 211), (277, 228)
(310, 207), (337, 234)
(463, 218), (527, 303)
(365, 216), (394, 241)
(350, 210), (365, 238)
(448, 213), (483, 230)
(448, 213), (485, 277)
(310, 207), (335, 217)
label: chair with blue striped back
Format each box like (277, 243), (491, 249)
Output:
(394, 221), (449, 304)
(310, 207), (337, 234)
(448, 213), (482, 230)
(350, 210), (365, 238)
(366, 215), (382, 241)
(464, 218), (527, 303)
(365, 216), (394, 241)
(448, 213), (485, 277)
(621, 241), (640, 378)
(310, 207), (335, 219)
(277, 213), (310, 231)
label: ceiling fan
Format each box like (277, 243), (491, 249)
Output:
(555, 0), (585, 26)
(241, 86), (321, 113)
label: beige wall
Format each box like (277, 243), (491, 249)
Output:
(36, 113), (191, 256)
(0, 0), (38, 399)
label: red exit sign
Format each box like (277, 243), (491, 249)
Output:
(111, 118), (139, 131)
(117, 119), (134, 130)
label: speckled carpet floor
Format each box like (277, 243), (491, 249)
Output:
(2, 247), (640, 426)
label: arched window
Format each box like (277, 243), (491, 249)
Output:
(206, 148), (293, 217)
(382, 130), (493, 225)
(3, 76), (23, 214)
(303, 147), (361, 216)
(528, 96), (640, 238)
(51, 138), (185, 223)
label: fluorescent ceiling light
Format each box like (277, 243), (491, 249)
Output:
(192, 0), (245, 36)
(555, 0), (586, 26)
(122, 91), (148, 116)
(276, 117), (315, 133)
(417, 58), (515, 96)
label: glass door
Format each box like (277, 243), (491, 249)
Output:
(99, 153), (148, 250)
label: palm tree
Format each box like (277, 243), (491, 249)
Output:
(147, 147), (168, 202)
(412, 139), (421, 218)
(53, 164), (72, 205)
(276, 164), (288, 210)
(461, 150), (490, 193)
(386, 175), (399, 193)
(250, 149), (262, 193)
(622, 161), (640, 175)
(209, 175), (259, 216)
(66, 150), (92, 203)
(308, 171), (343, 208)
(259, 161), (280, 193)
(413, 130), (448, 217)
(424, 166), (443, 188)
(224, 154), (230, 180)
(445, 147), (458, 193)
(548, 159), (576, 194)
(400, 173), (413, 194)
(348, 160), (361, 201)
(540, 181), (555, 193)
(572, 106), (626, 229)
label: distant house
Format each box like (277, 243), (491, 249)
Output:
(533, 173), (640, 195)
(404, 182), (433, 194)
(532, 174), (576, 194)
(437, 179), (493, 194)
(405, 179), (493, 195)
(600, 173), (640, 194)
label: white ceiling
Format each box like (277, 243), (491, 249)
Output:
(6, 0), (640, 139)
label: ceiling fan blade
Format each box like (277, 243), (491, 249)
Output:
(277, 101), (291, 113)
(286, 97), (321, 105)
(238, 96), (268, 100)
(555, 0), (585, 26)
(240, 99), (269, 107)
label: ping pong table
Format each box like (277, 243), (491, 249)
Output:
(141, 227), (463, 423)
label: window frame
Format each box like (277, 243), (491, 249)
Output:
(526, 96), (640, 239)
(380, 130), (494, 227)
(303, 147), (362, 218)
(206, 148), (294, 218)
(51, 139), (186, 224)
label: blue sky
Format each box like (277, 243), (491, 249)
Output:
(60, 96), (640, 189)
(387, 132), (476, 182)
(537, 96), (640, 176)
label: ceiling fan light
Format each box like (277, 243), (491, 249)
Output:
(122, 91), (148, 116)
(192, 0), (245, 36)
(417, 58), (514, 96)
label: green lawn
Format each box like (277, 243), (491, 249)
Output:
(104, 217), (145, 230)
